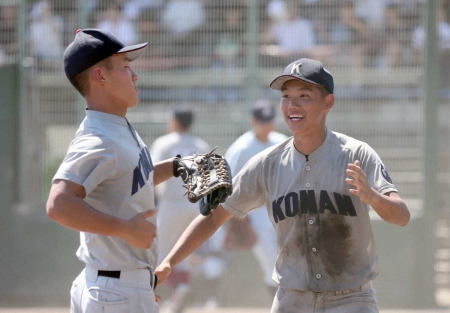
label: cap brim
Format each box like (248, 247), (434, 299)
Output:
(269, 75), (322, 90)
(116, 42), (148, 61)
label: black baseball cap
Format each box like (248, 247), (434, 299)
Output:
(252, 100), (276, 123)
(269, 58), (334, 94)
(63, 28), (148, 79)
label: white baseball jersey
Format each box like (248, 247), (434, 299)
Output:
(225, 130), (289, 177)
(225, 130), (288, 287)
(150, 132), (210, 259)
(53, 110), (158, 271)
(222, 128), (397, 292)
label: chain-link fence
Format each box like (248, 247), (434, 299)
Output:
(1, 0), (450, 309)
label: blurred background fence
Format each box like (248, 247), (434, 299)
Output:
(1, 0), (450, 310)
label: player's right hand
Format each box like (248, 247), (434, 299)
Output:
(121, 209), (157, 249)
(154, 260), (172, 286)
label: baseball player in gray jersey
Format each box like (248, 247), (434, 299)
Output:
(46, 29), (179, 313)
(224, 100), (287, 296)
(155, 58), (410, 313)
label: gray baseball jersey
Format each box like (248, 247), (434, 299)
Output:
(222, 128), (397, 292)
(53, 110), (158, 271)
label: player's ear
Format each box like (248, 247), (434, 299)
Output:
(91, 67), (106, 84)
(324, 94), (335, 111)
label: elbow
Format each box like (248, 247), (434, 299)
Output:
(381, 206), (410, 227)
(46, 199), (59, 221)
(399, 210), (411, 227)
(395, 206), (411, 227)
(46, 193), (65, 223)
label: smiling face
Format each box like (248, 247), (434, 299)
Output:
(280, 79), (334, 139)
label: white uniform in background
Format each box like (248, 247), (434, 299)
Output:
(225, 129), (288, 288)
(150, 131), (210, 263)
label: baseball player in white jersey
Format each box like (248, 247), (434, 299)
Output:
(46, 29), (179, 313)
(155, 58), (410, 313)
(224, 100), (287, 295)
(150, 105), (227, 312)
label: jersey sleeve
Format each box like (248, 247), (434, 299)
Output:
(53, 134), (117, 196)
(358, 143), (397, 195)
(222, 153), (267, 218)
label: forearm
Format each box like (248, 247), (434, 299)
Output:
(48, 192), (129, 236)
(153, 158), (176, 186)
(369, 191), (410, 226)
(163, 206), (232, 268)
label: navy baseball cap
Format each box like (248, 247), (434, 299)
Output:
(173, 105), (194, 129)
(63, 28), (148, 79)
(252, 100), (276, 123)
(269, 58), (334, 94)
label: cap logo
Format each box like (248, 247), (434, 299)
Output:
(290, 62), (302, 75)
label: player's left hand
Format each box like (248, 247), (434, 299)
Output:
(345, 160), (376, 204)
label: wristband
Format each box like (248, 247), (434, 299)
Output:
(173, 155), (181, 177)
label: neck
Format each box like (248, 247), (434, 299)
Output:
(85, 96), (127, 118)
(292, 128), (327, 156)
(254, 131), (269, 143)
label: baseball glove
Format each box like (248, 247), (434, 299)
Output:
(173, 147), (233, 216)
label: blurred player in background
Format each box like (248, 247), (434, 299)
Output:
(150, 105), (226, 312)
(224, 100), (288, 297)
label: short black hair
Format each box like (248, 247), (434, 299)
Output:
(68, 58), (113, 96)
(173, 105), (194, 129)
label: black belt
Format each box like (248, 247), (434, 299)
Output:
(98, 270), (121, 279)
(97, 270), (158, 289)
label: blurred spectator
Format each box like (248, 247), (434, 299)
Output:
(160, 0), (205, 58)
(376, 2), (421, 70)
(96, 2), (137, 46)
(123, 0), (164, 21)
(214, 4), (245, 67)
(137, 7), (163, 57)
(338, 0), (383, 68)
(268, 1), (316, 55)
(207, 2), (246, 103)
(262, 0), (334, 65)
(161, 0), (205, 39)
(0, 4), (18, 65)
(29, 1), (65, 67)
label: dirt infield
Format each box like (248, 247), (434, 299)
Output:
(1, 308), (449, 313)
